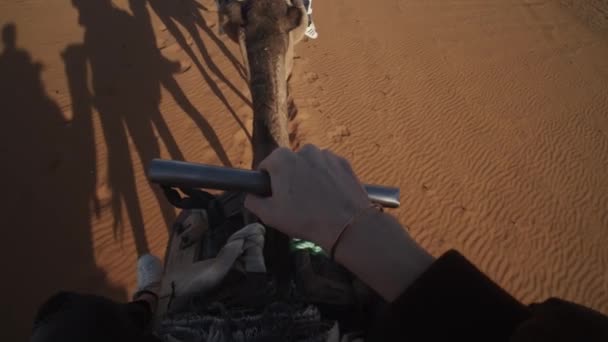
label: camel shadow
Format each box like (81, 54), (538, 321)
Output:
(141, 0), (252, 141)
(0, 23), (125, 340)
(66, 0), (236, 256)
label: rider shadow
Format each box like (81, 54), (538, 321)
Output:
(141, 0), (252, 141)
(0, 23), (125, 339)
(68, 0), (233, 256)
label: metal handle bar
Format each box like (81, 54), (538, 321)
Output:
(148, 159), (400, 208)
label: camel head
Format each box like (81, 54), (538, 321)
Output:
(221, 0), (308, 167)
(221, 0), (308, 79)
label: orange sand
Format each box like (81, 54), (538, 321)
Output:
(1, 0), (608, 340)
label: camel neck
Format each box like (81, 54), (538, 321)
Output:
(247, 42), (289, 167)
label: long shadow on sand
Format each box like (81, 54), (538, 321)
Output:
(66, 0), (234, 256)
(140, 0), (252, 141)
(0, 23), (125, 340)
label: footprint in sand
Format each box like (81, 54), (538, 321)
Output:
(230, 108), (254, 167)
(176, 59), (192, 73)
(305, 71), (319, 84)
(328, 125), (350, 143)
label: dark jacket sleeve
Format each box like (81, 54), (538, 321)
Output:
(510, 298), (608, 342)
(369, 250), (608, 341)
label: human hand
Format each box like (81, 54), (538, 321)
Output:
(246, 145), (435, 301)
(244, 144), (371, 250)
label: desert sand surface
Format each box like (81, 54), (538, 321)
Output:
(1, 0), (608, 339)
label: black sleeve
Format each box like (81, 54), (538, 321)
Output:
(368, 250), (531, 341)
(510, 298), (608, 342)
(368, 250), (608, 341)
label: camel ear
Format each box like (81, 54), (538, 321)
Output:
(284, 5), (304, 32)
(223, 1), (245, 26)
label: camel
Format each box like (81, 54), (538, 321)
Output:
(151, 2), (312, 315)
(219, 0), (308, 167)
(216, 0), (309, 278)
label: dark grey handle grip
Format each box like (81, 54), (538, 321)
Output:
(148, 159), (400, 208)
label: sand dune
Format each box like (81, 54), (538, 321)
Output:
(1, 0), (608, 340)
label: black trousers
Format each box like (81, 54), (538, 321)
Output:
(31, 291), (159, 342)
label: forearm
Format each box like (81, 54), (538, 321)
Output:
(333, 211), (435, 301)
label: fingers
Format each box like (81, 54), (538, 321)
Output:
(321, 149), (347, 171)
(322, 149), (368, 199)
(247, 147), (295, 222)
(298, 144), (326, 169)
(297, 144), (321, 158)
(257, 147), (294, 175)
(247, 145), (358, 222)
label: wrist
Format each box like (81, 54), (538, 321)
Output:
(329, 204), (382, 259)
(315, 203), (371, 252)
(334, 211), (435, 301)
